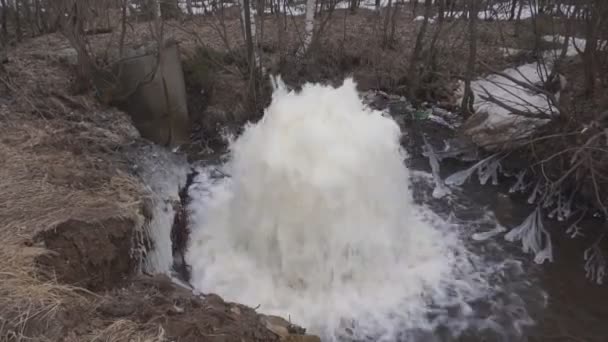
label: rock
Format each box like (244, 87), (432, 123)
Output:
(262, 315), (292, 338)
(260, 315), (320, 342)
(284, 335), (322, 342)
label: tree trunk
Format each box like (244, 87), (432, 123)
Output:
(349, 0), (357, 13)
(382, 0), (392, 47)
(407, 0), (433, 100)
(62, 1), (94, 92)
(299, 0), (315, 56)
(22, 0), (33, 36)
(14, 0), (22, 41)
(515, 0), (524, 32)
(388, 0), (400, 43)
(186, 0), (193, 14)
(509, 0), (517, 20)
(241, 0), (255, 69)
(437, 0), (445, 22)
(461, 0), (479, 116)
(1, 0), (8, 38)
(582, 8), (598, 95)
(257, 0), (264, 46)
(154, 0), (161, 18)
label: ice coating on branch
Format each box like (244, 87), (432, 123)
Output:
(585, 244), (606, 285)
(444, 154), (501, 187)
(527, 181), (542, 204)
(472, 223), (508, 241)
(505, 207), (553, 264)
(509, 170), (528, 194)
(423, 139), (451, 199)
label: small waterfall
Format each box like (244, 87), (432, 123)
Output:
(185, 79), (508, 341)
(128, 144), (189, 274)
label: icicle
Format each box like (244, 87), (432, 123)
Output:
(566, 209), (587, 239)
(478, 158), (501, 186)
(505, 207), (553, 264)
(472, 223), (507, 241)
(509, 170), (528, 193)
(445, 154), (498, 186)
(558, 191), (575, 221)
(527, 180), (542, 204)
(542, 189), (557, 209)
(423, 138), (450, 199)
(566, 223), (585, 239)
(584, 243), (606, 285)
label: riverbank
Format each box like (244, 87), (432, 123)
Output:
(0, 33), (313, 342)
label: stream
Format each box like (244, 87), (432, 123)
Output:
(142, 79), (608, 342)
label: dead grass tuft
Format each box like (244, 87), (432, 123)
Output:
(0, 35), (148, 341)
(0, 246), (91, 341)
(85, 320), (167, 342)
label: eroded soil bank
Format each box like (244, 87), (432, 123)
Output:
(0, 34), (315, 342)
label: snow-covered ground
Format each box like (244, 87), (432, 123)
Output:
(457, 35), (593, 148)
(428, 2), (578, 22)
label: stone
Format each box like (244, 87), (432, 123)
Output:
(260, 315), (320, 342)
(284, 335), (322, 342)
(262, 315), (291, 338)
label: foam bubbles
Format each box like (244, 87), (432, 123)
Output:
(186, 79), (501, 340)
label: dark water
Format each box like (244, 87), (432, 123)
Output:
(182, 96), (608, 341)
(402, 112), (608, 342)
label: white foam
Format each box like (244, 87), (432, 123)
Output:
(129, 145), (189, 274)
(186, 79), (498, 340)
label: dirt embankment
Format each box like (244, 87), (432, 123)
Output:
(0, 34), (310, 342)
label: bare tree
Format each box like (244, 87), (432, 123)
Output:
(381, 0), (393, 47)
(509, 0), (518, 20)
(461, 0), (479, 116)
(13, 0), (22, 41)
(580, 0), (607, 95)
(1, 0), (8, 38)
(299, 0), (316, 56)
(407, 0), (433, 100)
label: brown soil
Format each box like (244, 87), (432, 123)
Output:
(0, 25), (307, 342)
(93, 275), (280, 342)
(35, 218), (137, 290)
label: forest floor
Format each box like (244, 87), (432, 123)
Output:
(1, 4), (607, 341)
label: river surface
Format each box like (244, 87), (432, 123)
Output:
(181, 81), (608, 342)
(402, 98), (608, 342)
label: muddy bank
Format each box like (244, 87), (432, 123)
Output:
(0, 34), (315, 342)
(97, 275), (281, 342)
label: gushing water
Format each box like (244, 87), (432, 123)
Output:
(186, 79), (522, 341)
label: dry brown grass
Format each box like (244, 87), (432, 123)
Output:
(84, 320), (167, 342)
(0, 33), (150, 341)
(0, 246), (90, 341)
